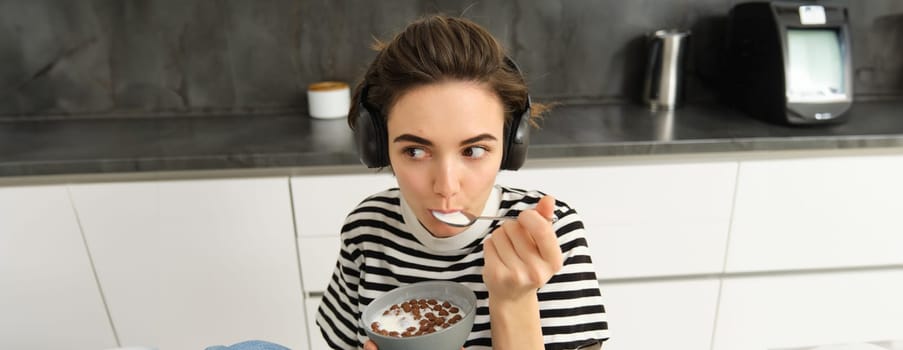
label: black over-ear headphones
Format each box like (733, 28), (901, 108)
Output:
(353, 56), (532, 170)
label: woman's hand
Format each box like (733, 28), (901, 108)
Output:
(481, 195), (562, 349)
(482, 195), (563, 300)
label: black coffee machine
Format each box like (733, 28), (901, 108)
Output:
(726, 2), (853, 125)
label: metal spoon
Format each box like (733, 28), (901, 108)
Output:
(431, 210), (556, 228)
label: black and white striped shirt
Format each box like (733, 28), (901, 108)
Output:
(316, 185), (609, 349)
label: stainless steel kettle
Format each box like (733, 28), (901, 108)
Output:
(642, 29), (691, 110)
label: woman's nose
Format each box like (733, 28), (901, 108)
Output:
(432, 157), (461, 198)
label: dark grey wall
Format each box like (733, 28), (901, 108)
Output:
(1, 0), (901, 119)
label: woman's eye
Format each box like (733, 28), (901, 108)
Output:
(404, 147), (427, 159)
(463, 146), (487, 159)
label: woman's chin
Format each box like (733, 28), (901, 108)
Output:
(426, 223), (464, 238)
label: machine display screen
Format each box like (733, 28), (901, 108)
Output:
(786, 28), (846, 102)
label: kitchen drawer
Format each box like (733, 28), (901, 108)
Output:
(599, 278), (720, 350)
(498, 161), (738, 278)
(712, 269), (903, 350)
(291, 173), (397, 237)
(299, 236), (341, 293)
(727, 155), (903, 272)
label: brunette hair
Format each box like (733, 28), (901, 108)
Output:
(348, 14), (547, 130)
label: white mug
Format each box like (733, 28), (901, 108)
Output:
(307, 81), (351, 119)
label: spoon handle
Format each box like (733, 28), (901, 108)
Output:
(477, 215), (558, 223)
(474, 215), (516, 222)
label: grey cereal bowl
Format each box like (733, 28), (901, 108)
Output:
(361, 281), (477, 350)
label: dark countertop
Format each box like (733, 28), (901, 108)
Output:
(2, 100), (903, 178)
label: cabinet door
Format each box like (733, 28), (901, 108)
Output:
(69, 178), (306, 349)
(298, 236), (340, 293)
(291, 173), (397, 237)
(291, 173), (396, 294)
(599, 279), (720, 350)
(497, 161), (738, 279)
(727, 155), (903, 272)
(712, 269), (903, 350)
(0, 185), (116, 349)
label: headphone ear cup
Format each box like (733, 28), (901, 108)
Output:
(353, 102), (389, 168)
(501, 107), (531, 170)
(500, 56), (532, 171)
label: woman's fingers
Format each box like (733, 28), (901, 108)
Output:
(488, 224), (525, 272)
(518, 197), (563, 267)
(504, 218), (547, 270)
(364, 340), (378, 350)
(534, 195), (556, 220)
(523, 211), (563, 267)
(483, 195), (564, 294)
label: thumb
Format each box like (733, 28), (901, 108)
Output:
(364, 340), (378, 350)
(535, 195), (556, 220)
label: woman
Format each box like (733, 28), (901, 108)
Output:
(316, 15), (609, 350)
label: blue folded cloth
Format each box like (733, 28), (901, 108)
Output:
(205, 340), (290, 350)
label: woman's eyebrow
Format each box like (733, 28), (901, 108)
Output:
(393, 134), (432, 146)
(460, 133), (498, 145)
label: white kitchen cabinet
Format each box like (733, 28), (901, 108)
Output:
(712, 269), (903, 350)
(292, 173), (396, 294)
(599, 278), (721, 350)
(298, 236), (341, 293)
(69, 178), (306, 349)
(726, 155), (903, 273)
(0, 185), (117, 349)
(291, 173), (397, 237)
(497, 161), (738, 279)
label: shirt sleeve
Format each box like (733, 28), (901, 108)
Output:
(539, 202), (610, 349)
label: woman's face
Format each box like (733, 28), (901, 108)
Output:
(386, 80), (506, 237)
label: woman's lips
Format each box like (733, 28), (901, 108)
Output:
(429, 209), (463, 225)
(429, 209), (462, 214)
